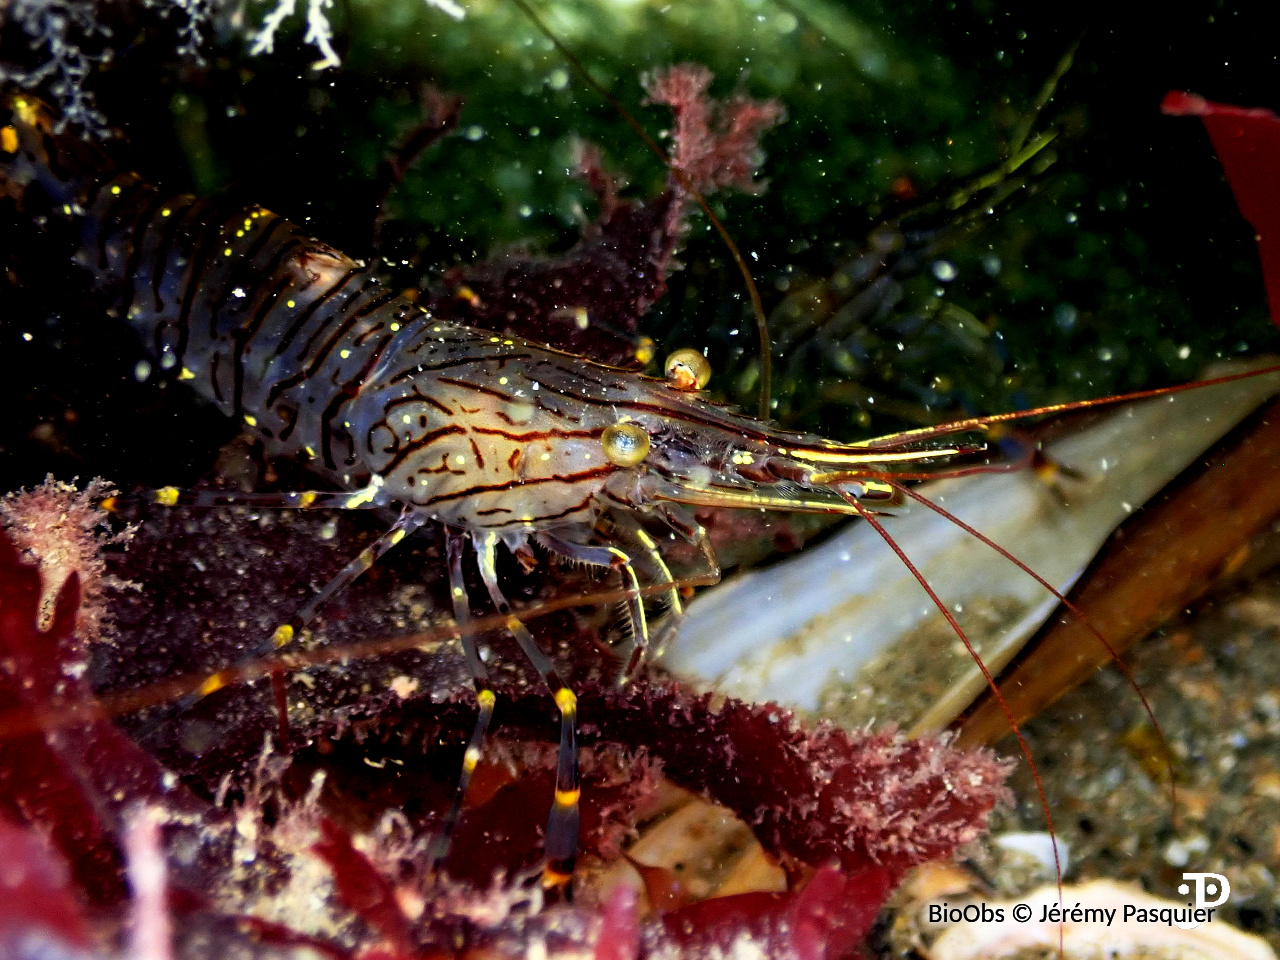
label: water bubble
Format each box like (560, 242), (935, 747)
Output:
(932, 260), (957, 281)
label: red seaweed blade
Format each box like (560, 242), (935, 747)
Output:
(1162, 91), (1280, 326)
(2, 512), (1015, 959)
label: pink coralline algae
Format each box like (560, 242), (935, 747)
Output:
(1, 475), (132, 645)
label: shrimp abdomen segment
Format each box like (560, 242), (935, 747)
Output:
(71, 173), (433, 477)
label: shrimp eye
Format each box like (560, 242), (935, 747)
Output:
(664, 348), (711, 391)
(601, 422), (651, 467)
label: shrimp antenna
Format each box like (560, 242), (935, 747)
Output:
(845, 496), (1065, 948)
(506, 0), (775, 419)
(854, 362), (1280, 450)
(885, 479), (1178, 823)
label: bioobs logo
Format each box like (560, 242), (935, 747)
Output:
(1174, 873), (1231, 930)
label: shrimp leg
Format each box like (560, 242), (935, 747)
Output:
(101, 483), (391, 513)
(475, 532), (579, 891)
(536, 532), (649, 681)
(428, 531), (495, 868)
(135, 508), (422, 739)
(653, 503), (720, 586)
(611, 517), (683, 627)
(264, 508), (425, 655)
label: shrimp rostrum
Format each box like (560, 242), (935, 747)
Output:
(0, 92), (975, 886)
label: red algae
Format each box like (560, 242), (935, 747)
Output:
(641, 64), (786, 198)
(1, 506), (1013, 959)
(0, 817), (95, 955)
(1162, 91), (1280, 327)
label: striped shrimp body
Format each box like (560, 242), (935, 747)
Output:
(1, 91), (968, 885)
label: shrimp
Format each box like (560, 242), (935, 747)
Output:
(1, 89), (989, 886)
(1, 21), (1275, 917)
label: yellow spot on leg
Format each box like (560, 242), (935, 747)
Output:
(635, 336), (656, 365)
(542, 867), (573, 889)
(199, 672), (227, 696)
(13, 98), (39, 125)
(345, 485), (378, 508)
(477, 689), (496, 710)
(154, 487), (180, 507)
(1, 126), (19, 153)
(463, 746), (482, 772)
(298, 492), (317, 507)
(554, 787), (580, 808)
(554, 687), (577, 717)
(272, 624), (295, 648)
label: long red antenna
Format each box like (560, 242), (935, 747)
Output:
(888, 480), (1178, 823)
(856, 363), (1280, 450)
(845, 495), (1065, 939)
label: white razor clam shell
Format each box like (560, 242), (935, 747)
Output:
(662, 364), (1280, 732)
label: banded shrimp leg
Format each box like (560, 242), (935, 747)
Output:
(114, 486), (425, 740)
(111, 482), (694, 889)
(429, 508), (720, 876)
(534, 508), (717, 681)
